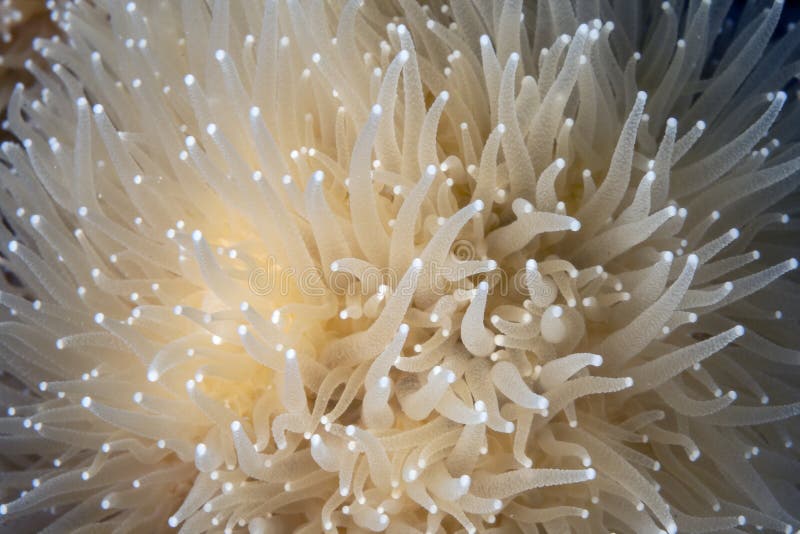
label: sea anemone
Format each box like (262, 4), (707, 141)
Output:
(0, 0), (799, 532)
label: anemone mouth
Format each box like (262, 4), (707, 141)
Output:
(0, 1), (799, 533)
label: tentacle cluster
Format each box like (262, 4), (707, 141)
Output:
(0, 1), (799, 533)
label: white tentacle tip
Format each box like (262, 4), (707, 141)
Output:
(623, 377), (634, 387)
(473, 199), (484, 212)
(168, 516), (179, 528)
(585, 468), (596, 480)
(733, 325), (745, 336)
(285, 348), (297, 360)
(230, 421), (242, 432)
(371, 104), (383, 116)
